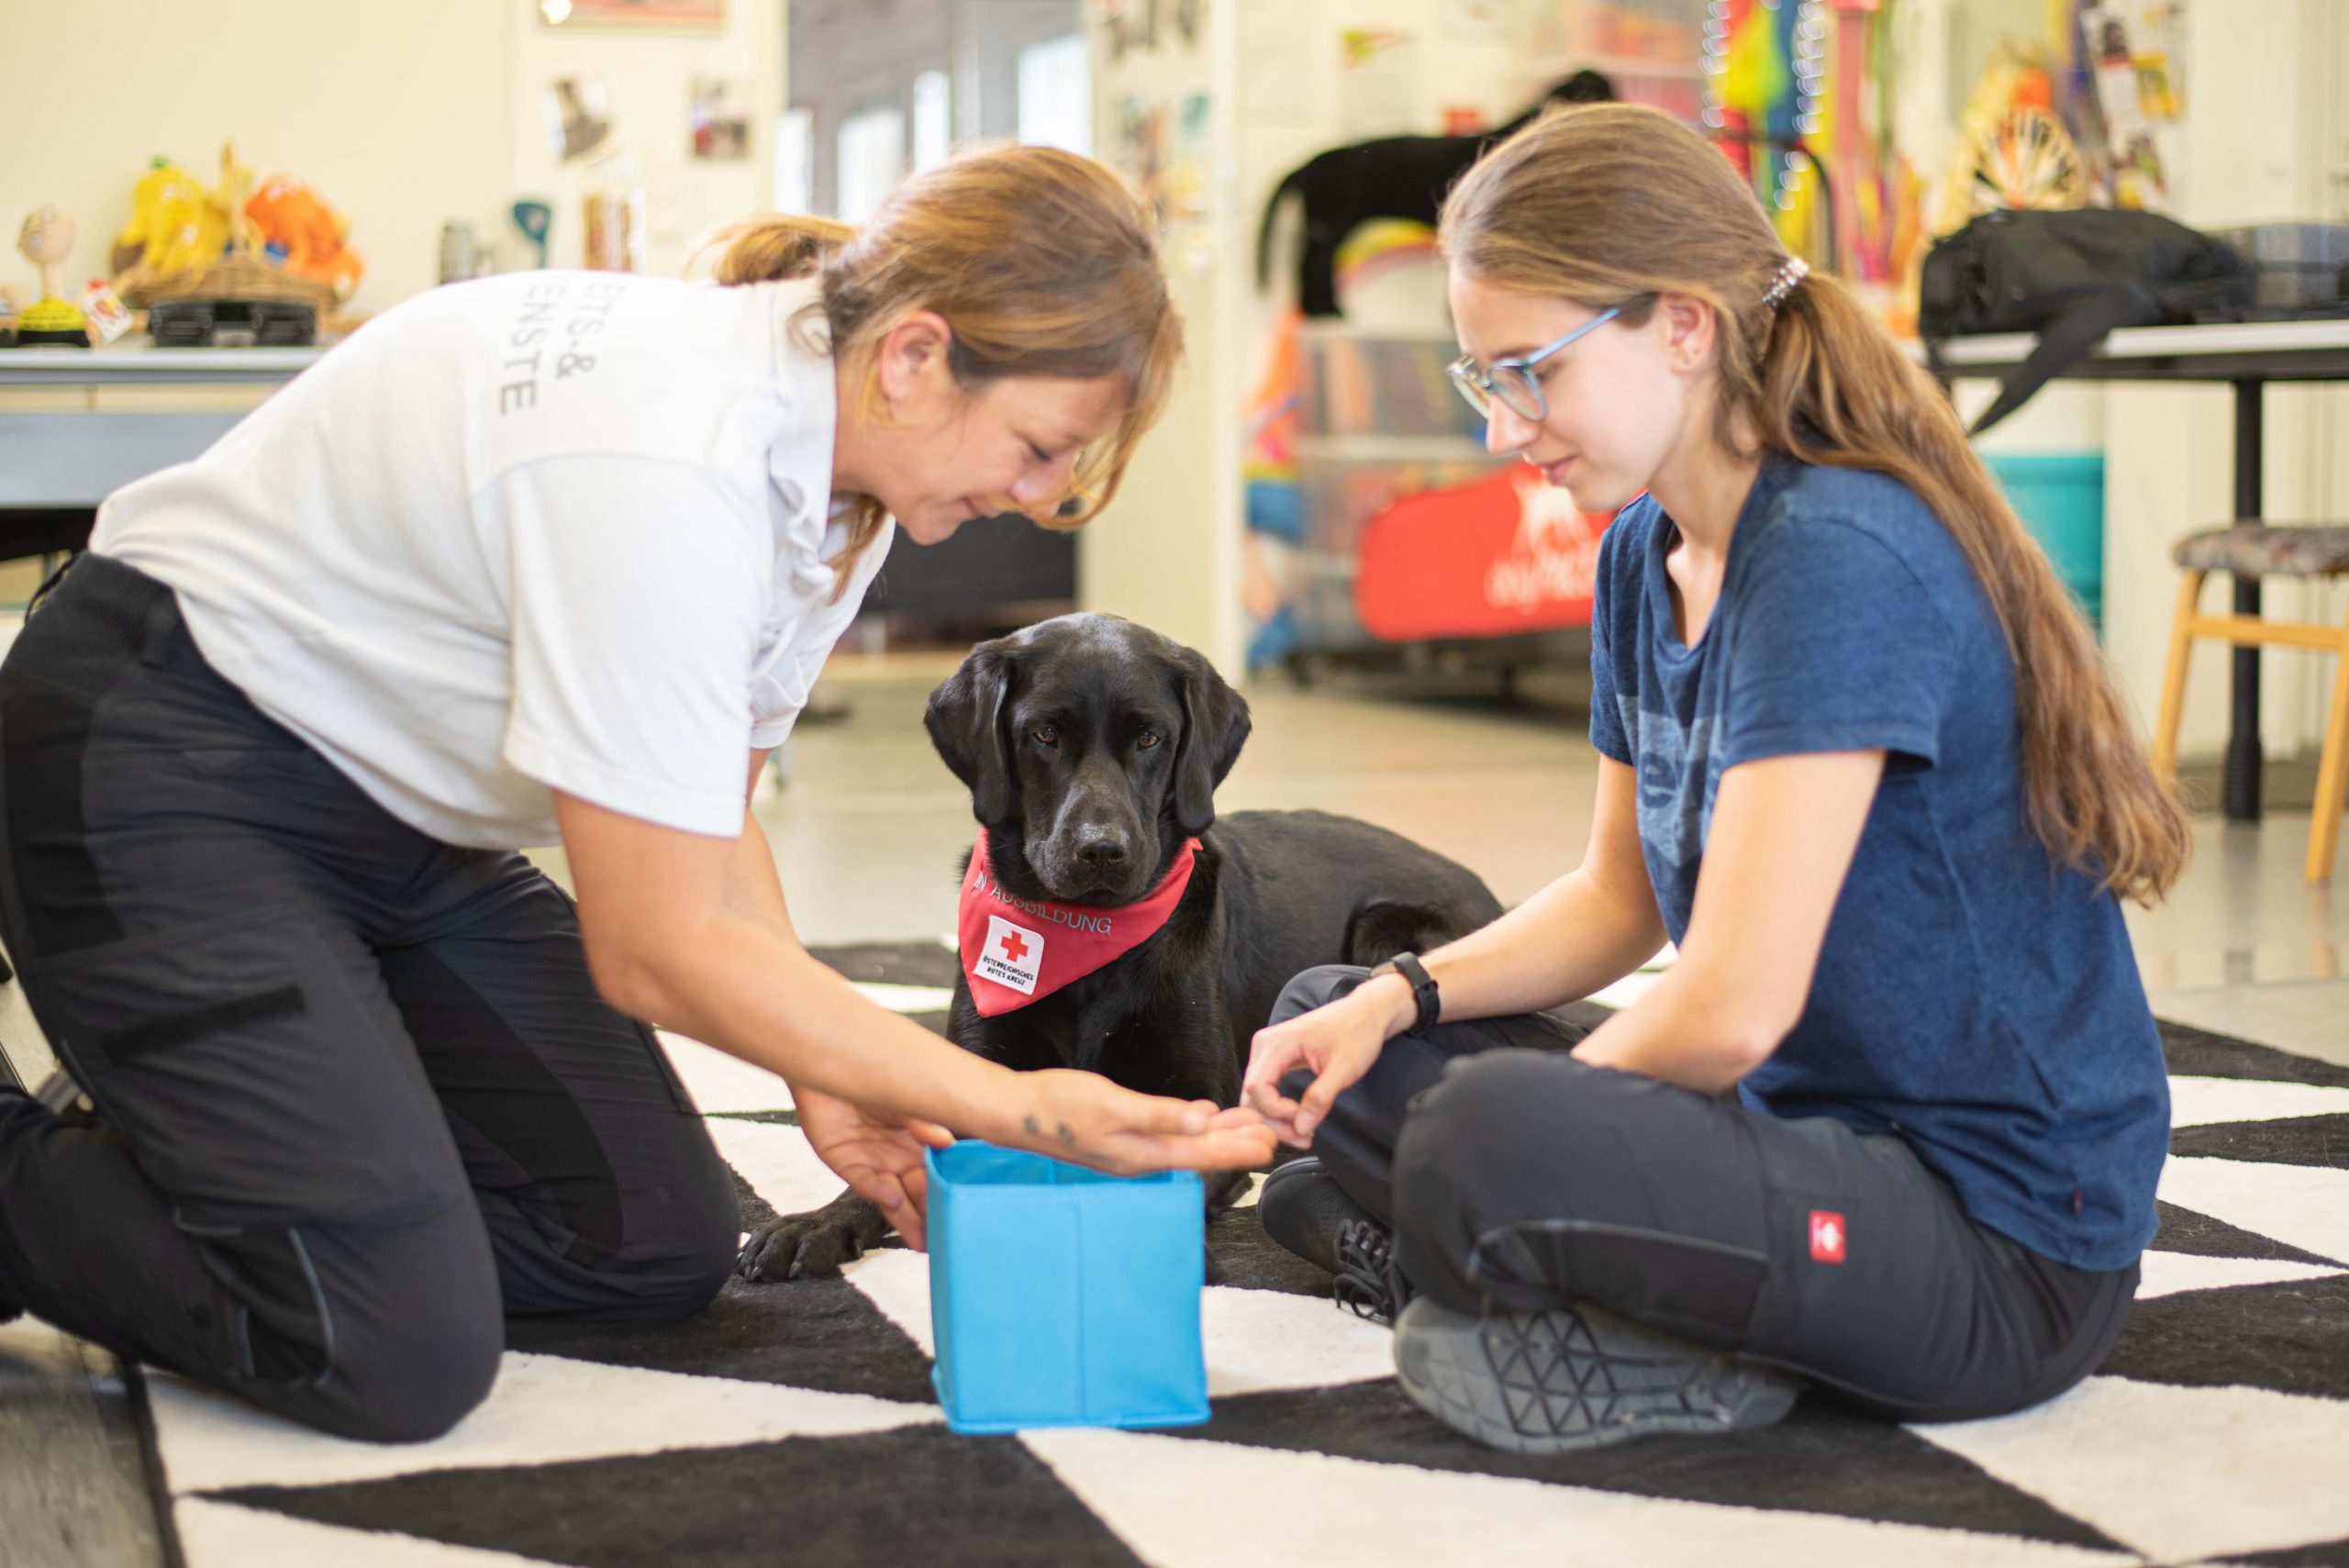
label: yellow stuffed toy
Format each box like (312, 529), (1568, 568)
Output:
(112, 157), (230, 276)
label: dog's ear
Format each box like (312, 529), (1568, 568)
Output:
(1172, 649), (1252, 837)
(925, 642), (1018, 823)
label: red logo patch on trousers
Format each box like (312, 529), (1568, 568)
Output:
(1809, 1210), (1847, 1264)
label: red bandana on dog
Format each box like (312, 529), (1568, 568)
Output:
(957, 827), (1201, 1016)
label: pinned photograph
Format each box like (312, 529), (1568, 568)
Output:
(690, 78), (753, 161)
(543, 75), (614, 162)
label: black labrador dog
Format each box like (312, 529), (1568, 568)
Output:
(736, 613), (1501, 1281)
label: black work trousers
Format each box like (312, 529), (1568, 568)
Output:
(0, 555), (739, 1442)
(1274, 965), (2139, 1423)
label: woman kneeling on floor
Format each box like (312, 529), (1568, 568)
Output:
(1247, 104), (2187, 1453)
(0, 145), (1272, 1443)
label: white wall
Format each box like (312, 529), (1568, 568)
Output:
(1078, 0), (1245, 673)
(0, 0), (507, 314)
(0, 0), (781, 317)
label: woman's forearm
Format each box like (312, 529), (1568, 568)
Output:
(555, 792), (1031, 1141)
(637, 908), (1024, 1136)
(1408, 864), (1669, 1027)
(1569, 962), (1782, 1093)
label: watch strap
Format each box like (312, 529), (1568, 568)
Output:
(1377, 951), (1441, 1033)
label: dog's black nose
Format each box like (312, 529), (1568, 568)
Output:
(1076, 829), (1131, 870)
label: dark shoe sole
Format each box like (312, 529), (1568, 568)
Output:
(1395, 1297), (1801, 1454)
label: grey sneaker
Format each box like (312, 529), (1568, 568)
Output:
(1395, 1296), (1802, 1454)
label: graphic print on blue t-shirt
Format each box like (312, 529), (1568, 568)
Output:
(1585, 455), (2168, 1273)
(1625, 700), (1720, 875)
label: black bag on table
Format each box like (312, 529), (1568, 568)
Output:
(1920, 207), (2253, 434)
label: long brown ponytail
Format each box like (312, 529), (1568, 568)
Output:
(699, 145), (1182, 599)
(1441, 104), (2188, 904)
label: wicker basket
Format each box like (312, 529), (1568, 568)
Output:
(114, 254), (336, 314)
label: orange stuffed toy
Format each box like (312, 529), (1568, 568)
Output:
(243, 175), (364, 300)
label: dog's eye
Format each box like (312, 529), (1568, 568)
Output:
(1031, 724), (1059, 747)
(1135, 729), (1161, 751)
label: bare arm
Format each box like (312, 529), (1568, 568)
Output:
(727, 750), (794, 930)
(1245, 748), (1884, 1139)
(554, 784), (1275, 1173)
(1571, 749), (1885, 1092)
(1365, 754), (1665, 1026)
(1244, 755), (1665, 1141)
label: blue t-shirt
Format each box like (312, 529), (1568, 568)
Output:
(1587, 455), (2165, 1270)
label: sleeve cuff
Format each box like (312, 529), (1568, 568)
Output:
(1720, 720), (1939, 772)
(504, 723), (746, 840)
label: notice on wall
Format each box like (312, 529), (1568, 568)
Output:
(2081, 2), (2169, 210)
(543, 76), (614, 161)
(689, 78), (751, 161)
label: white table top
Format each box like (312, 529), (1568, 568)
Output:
(1298, 314), (2349, 368)
(1925, 316), (2349, 368)
(0, 345), (328, 384)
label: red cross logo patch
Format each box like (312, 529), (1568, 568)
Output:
(976, 915), (1044, 995)
(1809, 1210), (1847, 1265)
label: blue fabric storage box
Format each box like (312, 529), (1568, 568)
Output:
(924, 1140), (1209, 1435)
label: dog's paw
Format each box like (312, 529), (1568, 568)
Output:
(736, 1213), (870, 1282)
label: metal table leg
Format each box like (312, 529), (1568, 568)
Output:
(2223, 378), (2265, 822)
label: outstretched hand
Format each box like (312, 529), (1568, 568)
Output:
(792, 1084), (955, 1251)
(1013, 1069), (1278, 1175)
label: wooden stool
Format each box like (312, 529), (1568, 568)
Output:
(2153, 524), (2349, 884)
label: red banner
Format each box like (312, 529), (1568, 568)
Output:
(1353, 465), (1616, 642)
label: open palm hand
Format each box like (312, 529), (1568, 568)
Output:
(793, 1084), (954, 1251)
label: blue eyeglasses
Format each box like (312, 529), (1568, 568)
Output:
(1446, 306), (1621, 424)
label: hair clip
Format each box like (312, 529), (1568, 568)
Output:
(1762, 255), (1809, 309)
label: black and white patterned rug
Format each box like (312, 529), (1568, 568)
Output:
(59, 943), (2349, 1567)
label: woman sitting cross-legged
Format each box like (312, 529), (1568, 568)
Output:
(1247, 105), (2187, 1455)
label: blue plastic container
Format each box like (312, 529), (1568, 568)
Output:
(924, 1140), (1209, 1435)
(1984, 451), (2105, 629)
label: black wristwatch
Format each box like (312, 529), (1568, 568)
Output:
(1372, 952), (1441, 1033)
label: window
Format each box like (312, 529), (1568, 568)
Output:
(912, 70), (952, 172)
(1016, 33), (1090, 157)
(836, 105), (907, 224)
(774, 107), (814, 213)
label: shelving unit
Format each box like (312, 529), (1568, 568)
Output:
(1280, 327), (1607, 685)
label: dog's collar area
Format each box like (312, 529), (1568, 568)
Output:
(958, 828), (1203, 1016)
(974, 832), (1197, 910)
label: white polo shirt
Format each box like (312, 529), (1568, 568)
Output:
(94, 272), (889, 849)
